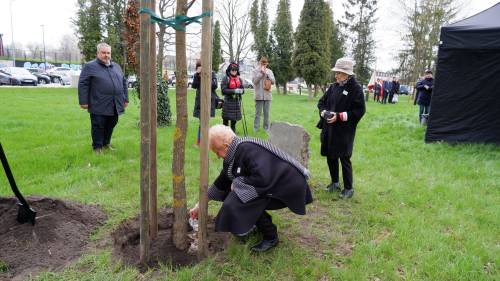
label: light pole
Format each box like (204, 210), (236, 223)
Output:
(9, 0), (15, 66)
(41, 25), (47, 71)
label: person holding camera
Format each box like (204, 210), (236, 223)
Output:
(317, 58), (366, 199)
(192, 60), (221, 146)
(414, 70), (433, 124)
(221, 63), (245, 132)
(252, 56), (275, 132)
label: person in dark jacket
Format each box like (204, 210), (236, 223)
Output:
(317, 57), (366, 199)
(389, 77), (400, 104)
(78, 42), (128, 153)
(221, 62), (245, 132)
(374, 79), (382, 102)
(189, 124), (313, 252)
(192, 61), (220, 146)
(414, 70), (433, 123)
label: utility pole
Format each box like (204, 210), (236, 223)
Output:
(9, 0), (16, 66)
(41, 25), (47, 70)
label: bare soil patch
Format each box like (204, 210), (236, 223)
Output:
(0, 196), (106, 281)
(112, 208), (230, 271)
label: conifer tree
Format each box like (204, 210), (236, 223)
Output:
(74, 0), (103, 62)
(212, 21), (223, 72)
(293, 0), (331, 100)
(339, 0), (377, 84)
(271, 0), (294, 94)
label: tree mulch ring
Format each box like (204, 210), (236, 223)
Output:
(0, 196), (106, 281)
(112, 208), (231, 271)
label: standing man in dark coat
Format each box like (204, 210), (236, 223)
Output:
(189, 125), (313, 252)
(414, 70), (433, 123)
(192, 60), (220, 146)
(389, 77), (400, 104)
(78, 42), (128, 153)
(317, 58), (366, 199)
(221, 62), (245, 132)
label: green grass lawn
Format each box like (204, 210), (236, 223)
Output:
(0, 87), (499, 281)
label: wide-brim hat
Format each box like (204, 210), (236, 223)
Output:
(331, 57), (355, 75)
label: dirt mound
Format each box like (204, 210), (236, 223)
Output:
(0, 196), (106, 281)
(112, 208), (230, 270)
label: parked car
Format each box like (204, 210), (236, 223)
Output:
(400, 84), (410, 95)
(169, 74), (194, 88)
(0, 67), (38, 86)
(242, 78), (254, 89)
(26, 68), (51, 84)
(47, 67), (72, 85)
(127, 75), (137, 88)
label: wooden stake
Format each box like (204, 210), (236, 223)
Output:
(198, 0), (214, 259)
(149, 0), (158, 240)
(139, 0), (151, 265)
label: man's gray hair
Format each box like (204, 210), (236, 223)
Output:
(96, 42), (111, 52)
(209, 125), (235, 149)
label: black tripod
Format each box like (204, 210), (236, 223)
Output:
(237, 94), (248, 136)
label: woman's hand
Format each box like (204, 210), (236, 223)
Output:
(189, 202), (199, 219)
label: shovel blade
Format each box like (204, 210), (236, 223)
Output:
(16, 202), (37, 225)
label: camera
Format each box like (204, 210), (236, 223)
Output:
(323, 111), (334, 119)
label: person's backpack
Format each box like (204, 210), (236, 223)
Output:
(263, 75), (272, 91)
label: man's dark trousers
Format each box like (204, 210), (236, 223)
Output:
(90, 114), (118, 149)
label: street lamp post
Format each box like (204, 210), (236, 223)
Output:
(9, 0), (16, 66)
(41, 25), (47, 71)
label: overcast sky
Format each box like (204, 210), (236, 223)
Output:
(1, 0), (498, 71)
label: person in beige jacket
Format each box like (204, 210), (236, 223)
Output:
(252, 57), (276, 132)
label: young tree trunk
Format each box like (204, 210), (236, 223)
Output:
(157, 24), (166, 75)
(172, 0), (188, 250)
(283, 84), (287, 95)
(313, 85), (319, 98)
(307, 84), (313, 101)
(276, 84), (281, 95)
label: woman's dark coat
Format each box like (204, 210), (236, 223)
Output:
(317, 76), (366, 158)
(221, 68), (245, 121)
(207, 137), (313, 235)
(192, 71), (219, 118)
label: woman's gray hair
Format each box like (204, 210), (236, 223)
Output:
(209, 125), (235, 149)
(96, 42), (111, 52)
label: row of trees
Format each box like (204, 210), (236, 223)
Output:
(74, 0), (379, 98)
(2, 34), (81, 63)
(248, 0), (376, 99)
(396, 0), (459, 85)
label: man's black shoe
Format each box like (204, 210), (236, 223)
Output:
(250, 238), (279, 252)
(325, 182), (341, 192)
(339, 188), (354, 199)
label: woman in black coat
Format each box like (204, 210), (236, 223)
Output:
(317, 58), (366, 199)
(221, 62), (245, 132)
(192, 61), (220, 145)
(190, 125), (312, 252)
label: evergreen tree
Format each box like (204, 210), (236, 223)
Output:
(272, 0), (294, 94)
(74, 0), (103, 62)
(104, 0), (126, 71)
(293, 0), (331, 100)
(339, 0), (377, 84)
(249, 0), (270, 60)
(212, 21), (223, 72)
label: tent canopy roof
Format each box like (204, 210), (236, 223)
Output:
(440, 2), (500, 49)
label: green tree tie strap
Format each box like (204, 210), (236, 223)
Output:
(138, 8), (211, 31)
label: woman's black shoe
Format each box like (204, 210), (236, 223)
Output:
(325, 182), (341, 192)
(250, 238), (279, 252)
(339, 188), (354, 199)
